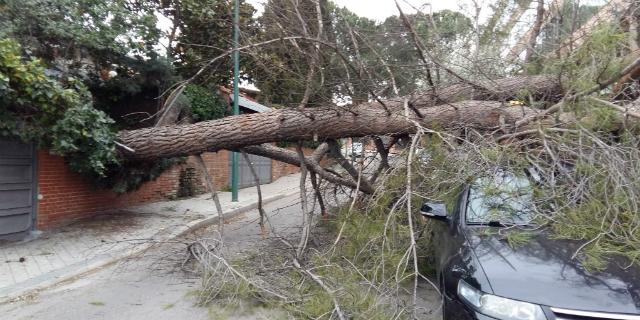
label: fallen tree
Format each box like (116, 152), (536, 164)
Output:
(110, 74), (566, 198)
(172, 4), (640, 318)
(117, 74), (562, 160)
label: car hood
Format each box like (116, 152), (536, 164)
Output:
(466, 228), (640, 314)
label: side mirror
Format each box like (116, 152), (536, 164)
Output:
(420, 202), (448, 221)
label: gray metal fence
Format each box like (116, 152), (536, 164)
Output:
(0, 139), (36, 240)
(230, 153), (272, 188)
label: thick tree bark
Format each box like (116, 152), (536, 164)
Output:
(118, 75), (561, 160)
(118, 100), (538, 160)
(410, 74), (562, 106)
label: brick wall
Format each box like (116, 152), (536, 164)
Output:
(36, 150), (231, 230)
(199, 150), (231, 190)
(35, 147), (321, 230)
(271, 159), (301, 181)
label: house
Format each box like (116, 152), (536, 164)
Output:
(0, 88), (305, 240)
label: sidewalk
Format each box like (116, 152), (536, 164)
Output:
(0, 173), (301, 303)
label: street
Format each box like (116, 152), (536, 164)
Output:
(0, 194), (308, 320)
(0, 193), (440, 319)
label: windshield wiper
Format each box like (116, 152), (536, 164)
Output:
(468, 221), (529, 227)
(489, 221), (538, 228)
(466, 221), (509, 227)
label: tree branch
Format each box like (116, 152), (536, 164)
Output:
(327, 140), (375, 193)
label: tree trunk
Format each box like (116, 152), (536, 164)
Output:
(117, 75), (561, 160)
(118, 100), (539, 160)
(411, 74), (562, 106)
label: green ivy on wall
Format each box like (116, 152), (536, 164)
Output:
(0, 39), (237, 193)
(0, 39), (118, 177)
(184, 84), (229, 122)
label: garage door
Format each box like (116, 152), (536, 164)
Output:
(230, 152), (272, 188)
(0, 139), (36, 240)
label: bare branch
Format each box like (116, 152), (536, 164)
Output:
(327, 140), (375, 193)
(295, 143), (311, 258)
(240, 150), (267, 235)
(194, 155), (224, 236)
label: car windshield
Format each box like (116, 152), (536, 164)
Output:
(466, 172), (535, 225)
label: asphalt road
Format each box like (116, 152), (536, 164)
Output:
(0, 193), (440, 320)
(0, 193), (326, 320)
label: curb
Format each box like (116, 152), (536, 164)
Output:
(0, 188), (299, 304)
(177, 188), (298, 236)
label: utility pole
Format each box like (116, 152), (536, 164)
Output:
(231, 0), (240, 202)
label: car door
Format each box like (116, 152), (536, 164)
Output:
(433, 189), (466, 277)
(439, 188), (475, 298)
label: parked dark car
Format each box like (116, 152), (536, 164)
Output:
(422, 171), (640, 320)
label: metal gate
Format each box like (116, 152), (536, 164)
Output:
(0, 139), (36, 240)
(230, 153), (272, 188)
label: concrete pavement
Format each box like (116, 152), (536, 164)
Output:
(0, 193), (308, 320)
(0, 173), (302, 303)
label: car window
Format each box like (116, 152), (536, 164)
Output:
(466, 172), (534, 225)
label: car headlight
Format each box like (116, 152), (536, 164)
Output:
(458, 280), (546, 320)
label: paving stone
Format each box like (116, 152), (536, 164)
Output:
(0, 173), (301, 300)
